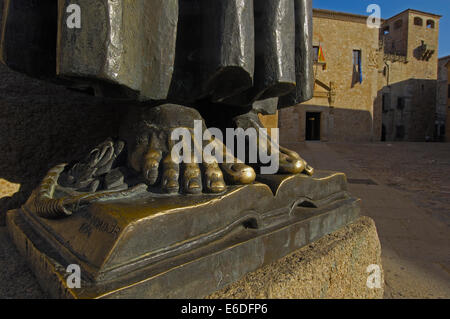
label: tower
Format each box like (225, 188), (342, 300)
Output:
(379, 9), (441, 141)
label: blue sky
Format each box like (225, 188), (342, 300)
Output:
(314, 0), (449, 57)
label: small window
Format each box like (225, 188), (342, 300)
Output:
(313, 46), (319, 63)
(353, 50), (361, 68)
(382, 26), (390, 35)
(352, 50), (362, 86)
(427, 20), (435, 29)
(394, 19), (403, 30)
(414, 17), (423, 26)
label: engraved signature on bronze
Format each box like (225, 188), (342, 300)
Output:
(78, 211), (121, 239)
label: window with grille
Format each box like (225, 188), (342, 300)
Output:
(414, 17), (423, 26)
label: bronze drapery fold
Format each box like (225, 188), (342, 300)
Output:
(57, 0), (179, 100)
(279, 0), (315, 108)
(0, 0), (314, 110)
(0, 0), (57, 79)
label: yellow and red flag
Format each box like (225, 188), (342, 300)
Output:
(318, 45), (326, 64)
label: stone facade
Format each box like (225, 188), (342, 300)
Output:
(279, 9), (442, 143)
(447, 62), (450, 142)
(380, 10), (441, 142)
(280, 9), (382, 144)
(438, 56), (450, 142)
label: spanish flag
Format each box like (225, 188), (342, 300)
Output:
(318, 45), (326, 64)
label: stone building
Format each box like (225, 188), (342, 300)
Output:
(437, 56), (450, 142)
(380, 10), (441, 142)
(447, 62), (450, 142)
(279, 9), (442, 143)
(280, 9), (382, 143)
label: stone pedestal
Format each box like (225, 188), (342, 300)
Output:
(6, 171), (364, 299)
(210, 216), (384, 299)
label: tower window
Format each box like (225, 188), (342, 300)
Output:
(414, 17), (423, 26)
(382, 26), (390, 35)
(427, 20), (435, 29)
(394, 19), (403, 30)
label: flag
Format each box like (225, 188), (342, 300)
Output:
(358, 55), (363, 84)
(318, 45), (326, 64)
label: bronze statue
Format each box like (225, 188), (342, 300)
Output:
(1, 0), (315, 213)
(0, 0), (362, 299)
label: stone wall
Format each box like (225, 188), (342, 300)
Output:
(258, 113), (278, 133)
(447, 63), (450, 142)
(438, 57), (450, 142)
(280, 10), (381, 143)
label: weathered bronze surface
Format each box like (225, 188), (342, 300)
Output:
(253, 0), (296, 100)
(279, 0), (315, 107)
(1, 0), (314, 108)
(8, 171), (360, 299)
(195, 0), (255, 103)
(57, 0), (179, 100)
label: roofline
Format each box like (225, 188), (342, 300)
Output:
(313, 8), (379, 24)
(312, 8), (442, 28)
(385, 9), (442, 22)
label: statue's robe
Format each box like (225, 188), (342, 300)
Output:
(0, 0), (57, 79)
(0, 0), (313, 113)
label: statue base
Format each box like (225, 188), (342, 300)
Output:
(6, 171), (360, 299)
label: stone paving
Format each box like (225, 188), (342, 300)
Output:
(291, 141), (450, 299)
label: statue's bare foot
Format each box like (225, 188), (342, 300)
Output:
(121, 104), (256, 194)
(234, 110), (314, 176)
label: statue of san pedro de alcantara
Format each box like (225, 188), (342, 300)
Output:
(1, 1), (363, 299)
(1, 0), (315, 217)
